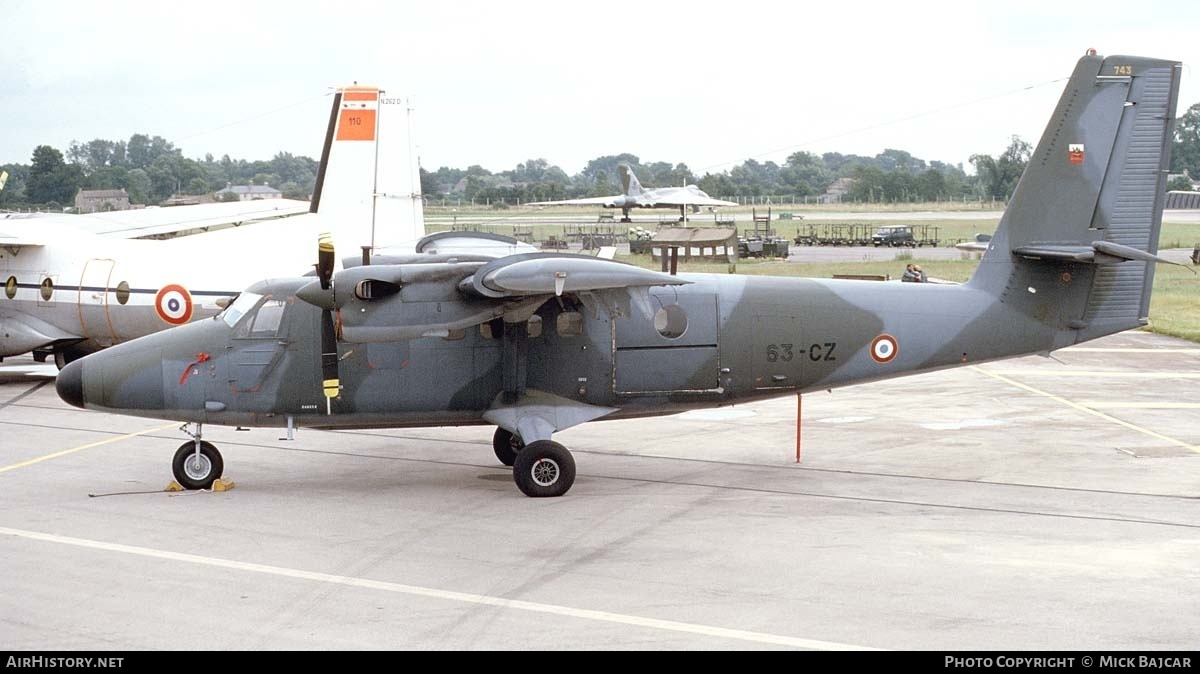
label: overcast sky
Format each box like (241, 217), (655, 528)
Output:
(2, 1), (1197, 176)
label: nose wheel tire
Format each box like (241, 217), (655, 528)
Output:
(492, 428), (525, 467)
(512, 440), (575, 498)
(172, 441), (224, 490)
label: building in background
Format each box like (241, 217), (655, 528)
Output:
(214, 184), (283, 201)
(75, 189), (131, 213)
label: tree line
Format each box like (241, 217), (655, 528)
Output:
(423, 102), (1200, 205)
(0, 135), (317, 211)
(3, 102), (1198, 211)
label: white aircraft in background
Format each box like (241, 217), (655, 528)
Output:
(0, 85), (425, 367)
(529, 163), (736, 222)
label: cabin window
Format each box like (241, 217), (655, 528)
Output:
(654, 304), (688, 339)
(556, 311), (583, 337)
(39, 278), (53, 301)
(4, 276), (15, 300)
(115, 281), (130, 305)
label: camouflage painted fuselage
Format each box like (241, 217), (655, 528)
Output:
(59, 52), (1184, 443)
(68, 266), (1088, 431)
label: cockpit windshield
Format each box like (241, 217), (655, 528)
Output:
(220, 292), (263, 328)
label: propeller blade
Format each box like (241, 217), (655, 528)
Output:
(318, 232), (339, 401)
(320, 309), (339, 400)
(318, 232), (335, 290)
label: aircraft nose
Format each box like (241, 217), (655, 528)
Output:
(56, 358), (85, 409)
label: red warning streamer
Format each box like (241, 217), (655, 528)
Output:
(179, 352), (211, 385)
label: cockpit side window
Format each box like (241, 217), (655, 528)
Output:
(221, 292), (263, 328)
(230, 296), (288, 339)
(246, 299), (287, 338)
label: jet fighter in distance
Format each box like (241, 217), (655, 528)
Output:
(528, 163), (736, 222)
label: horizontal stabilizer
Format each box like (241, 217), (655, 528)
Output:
(1013, 241), (1187, 268)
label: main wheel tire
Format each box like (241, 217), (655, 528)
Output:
(172, 441), (224, 490)
(512, 440), (575, 498)
(492, 428), (525, 467)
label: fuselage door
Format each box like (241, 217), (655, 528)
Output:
(78, 258), (118, 345)
(227, 296), (291, 394)
(613, 291), (720, 394)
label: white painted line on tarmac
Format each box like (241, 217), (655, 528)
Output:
(1061, 348), (1200, 354)
(1076, 402), (1200, 410)
(0, 526), (881, 651)
(983, 370), (1200, 379)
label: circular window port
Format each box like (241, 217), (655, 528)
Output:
(40, 278), (54, 301)
(4, 276), (16, 300)
(654, 304), (688, 339)
(116, 281), (131, 305)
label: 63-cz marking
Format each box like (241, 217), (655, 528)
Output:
(766, 343), (836, 362)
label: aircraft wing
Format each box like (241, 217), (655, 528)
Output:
(0, 229), (46, 247)
(41, 199), (311, 239)
(311, 252), (689, 343)
(643, 187), (737, 208)
(527, 196), (620, 207)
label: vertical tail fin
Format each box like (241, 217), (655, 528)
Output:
(309, 86), (425, 252)
(969, 53), (1182, 342)
(618, 163), (644, 197)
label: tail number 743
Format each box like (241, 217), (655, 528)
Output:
(766, 343), (836, 362)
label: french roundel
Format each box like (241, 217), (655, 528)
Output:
(154, 284), (194, 326)
(870, 334), (899, 364)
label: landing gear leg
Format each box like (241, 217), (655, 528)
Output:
(512, 440), (575, 498)
(492, 427), (525, 467)
(171, 423), (224, 490)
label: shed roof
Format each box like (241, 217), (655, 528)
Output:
(651, 227), (736, 246)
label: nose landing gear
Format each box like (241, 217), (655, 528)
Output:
(171, 424), (224, 490)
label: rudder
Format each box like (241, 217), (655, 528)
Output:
(969, 53), (1182, 342)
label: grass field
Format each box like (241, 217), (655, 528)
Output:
(1145, 263), (1200, 342)
(427, 208), (1199, 252)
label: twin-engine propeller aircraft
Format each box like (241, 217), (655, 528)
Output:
(59, 53), (1185, 497)
(0, 84), (424, 367)
(528, 163), (736, 222)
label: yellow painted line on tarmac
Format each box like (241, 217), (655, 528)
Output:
(984, 370), (1200, 379)
(971, 367), (1199, 454)
(0, 526), (880, 651)
(0, 423), (177, 474)
(1076, 402), (1200, 410)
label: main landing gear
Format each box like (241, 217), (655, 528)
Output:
(171, 423), (224, 490)
(492, 427), (576, 498)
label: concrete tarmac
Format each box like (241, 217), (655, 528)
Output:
(1, 330), (1197, 650)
